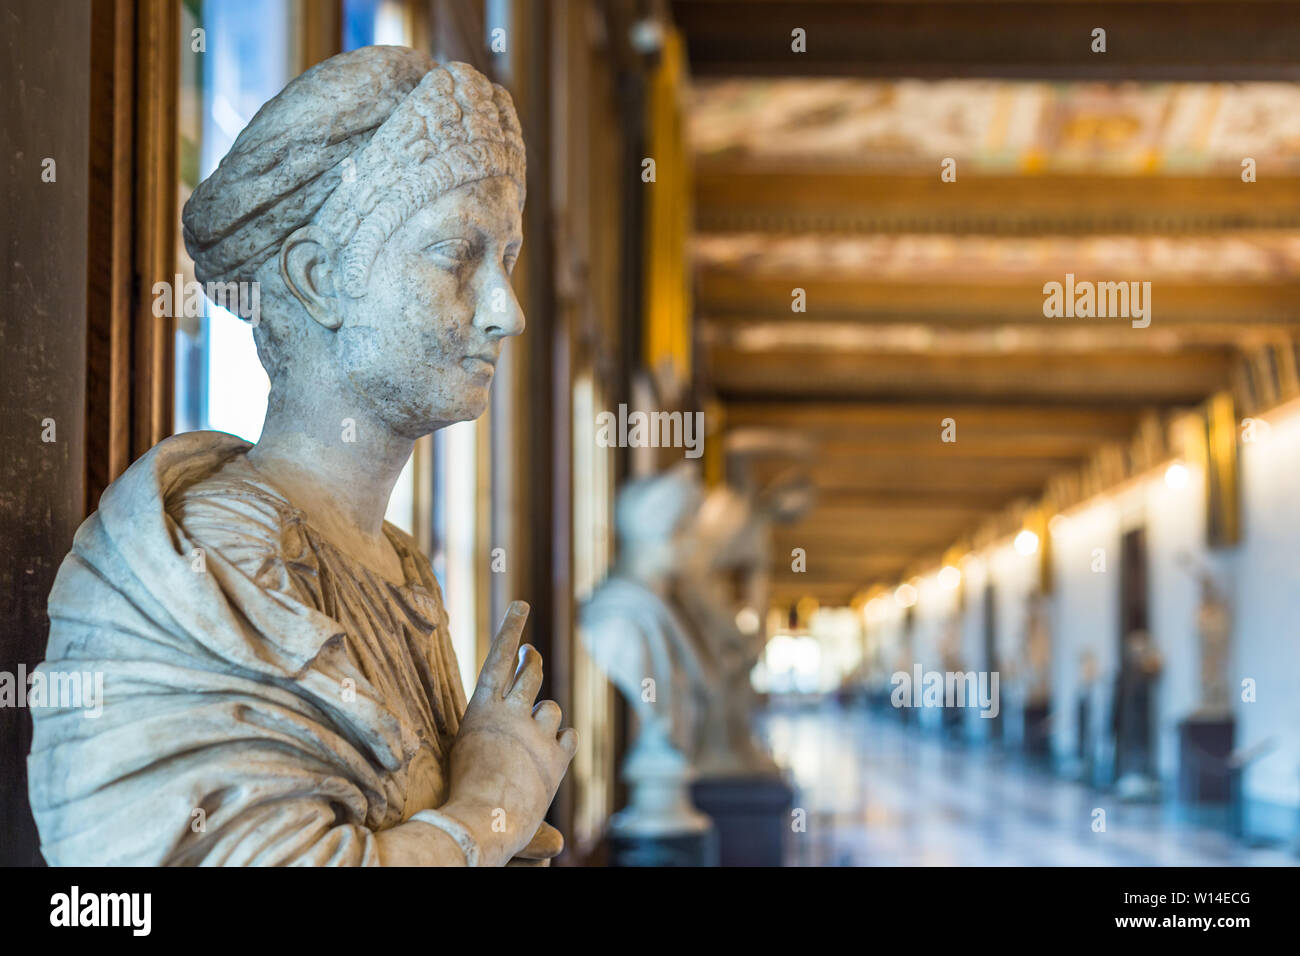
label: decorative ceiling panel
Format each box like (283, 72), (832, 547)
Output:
(690, 79), (1300, 174)
(694, 231), (1300, 280)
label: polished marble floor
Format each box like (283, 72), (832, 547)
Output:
(762, 701), (1298, 867)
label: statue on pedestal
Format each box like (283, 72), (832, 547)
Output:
(1179, 557), (1232, 718)
(1018, 590), (1052, 756)
(578, 465), (714, 864)
(1021, 591), (1052, 709)
(673, 471), (811, 776)
(673, 484), (779, 777)
(28, 47), (575, 866)
(1074, 648), (1099, 782)
(1112, 629), (1163, 801)
(938, 612), (966, 737)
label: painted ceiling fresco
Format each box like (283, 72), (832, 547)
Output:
(690, 79), (1300, 174)
(694, 231), (1300, 280)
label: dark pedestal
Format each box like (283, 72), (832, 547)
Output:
(691, 774), (794, 867)
(608, 827), (717, 867)
(941, 701), (964, 740)
(1178, 716), (1235, 804)
(1023, 701), (1051, 757)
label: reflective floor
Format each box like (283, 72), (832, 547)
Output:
(763, 702), (1298, 867)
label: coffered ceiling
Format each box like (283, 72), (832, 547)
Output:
(677, 2), (1300, 607)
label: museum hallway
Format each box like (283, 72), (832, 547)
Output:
(6, 0), (1300, 873)
(764, 704), (1297, 867)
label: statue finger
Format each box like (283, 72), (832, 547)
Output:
(475, 601), (529, 699)
(556, 727), (578, 757)
(531, 699), (562, 734)
(507, 644), (543, 707)
(514, 820), (564, 860)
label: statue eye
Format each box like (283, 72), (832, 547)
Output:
(425, 238), (473, 264)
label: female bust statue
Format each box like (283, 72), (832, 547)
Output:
(28, 46), (575, 866)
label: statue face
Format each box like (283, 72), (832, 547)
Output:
(334, 176), (524, 436)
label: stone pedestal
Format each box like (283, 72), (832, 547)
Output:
(1178, 715), (1235, 804)
(691, 774), (794, 867)
(606, 726), (716, 867)
(608, 828), (717, 867)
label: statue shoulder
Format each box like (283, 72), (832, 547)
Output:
(170, 456), (312, 593)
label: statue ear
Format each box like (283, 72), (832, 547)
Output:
(280, 226), (343, 330)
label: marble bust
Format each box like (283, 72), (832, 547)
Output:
(28, 47), (575, 866)
(673, 484), (780, 776)
(578, 465), (712, 843)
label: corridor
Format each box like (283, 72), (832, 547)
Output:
(764, 704), (1297, 867)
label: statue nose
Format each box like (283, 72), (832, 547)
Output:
(475, 281), (525, 337)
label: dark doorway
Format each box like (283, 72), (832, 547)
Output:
(1114, 527), (1158, 793)
(983, 583), (1002, 743)
(1119, 528), (1150, 645)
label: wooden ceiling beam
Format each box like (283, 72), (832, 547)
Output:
(765, 455), (1078, 485)
(672, 1), (1300, 81)
(803, 434), (1120, 460)
(710, 348), (1232, 402)
(724, 401), (1141, 437)
(777, 516), (977, 540)
(695, 171), (1300, 236)
(697, 273), (1300, 328)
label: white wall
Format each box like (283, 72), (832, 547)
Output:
(1143, 462), (1216, 783)
(847, 401), (1300, 843)
(958, 553), (991, 741)
(1049, 497), (1121, 771)
(1039, 402), (1300, 837)
(988, 542), (1038, 746)
(1235, 407), (1300, 833)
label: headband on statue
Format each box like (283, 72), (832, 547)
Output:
(182, 46), (525, 302)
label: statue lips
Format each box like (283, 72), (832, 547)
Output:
(461, 353), (496, 376)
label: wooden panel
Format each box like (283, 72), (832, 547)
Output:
(1, 0), (95, 867)
(85, 0), (133, 511)
(85, 0), (177, 513)
(132, 0), (178, 460)
(297, 0), (342, 73)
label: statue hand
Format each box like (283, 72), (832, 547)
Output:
(442, 602), (577, 867)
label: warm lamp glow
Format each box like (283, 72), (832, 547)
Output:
(735, 607), (760, 635)
(894, 583), (918, 608)
(865, 597), (887, 624)
(938, 565), (962, 590)
(1164, 461), (1190, 490)
(1014, 529), (1039, 556)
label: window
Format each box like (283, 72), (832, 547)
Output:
(175, 0), (292, 444)
(174, 0), (423, 533)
